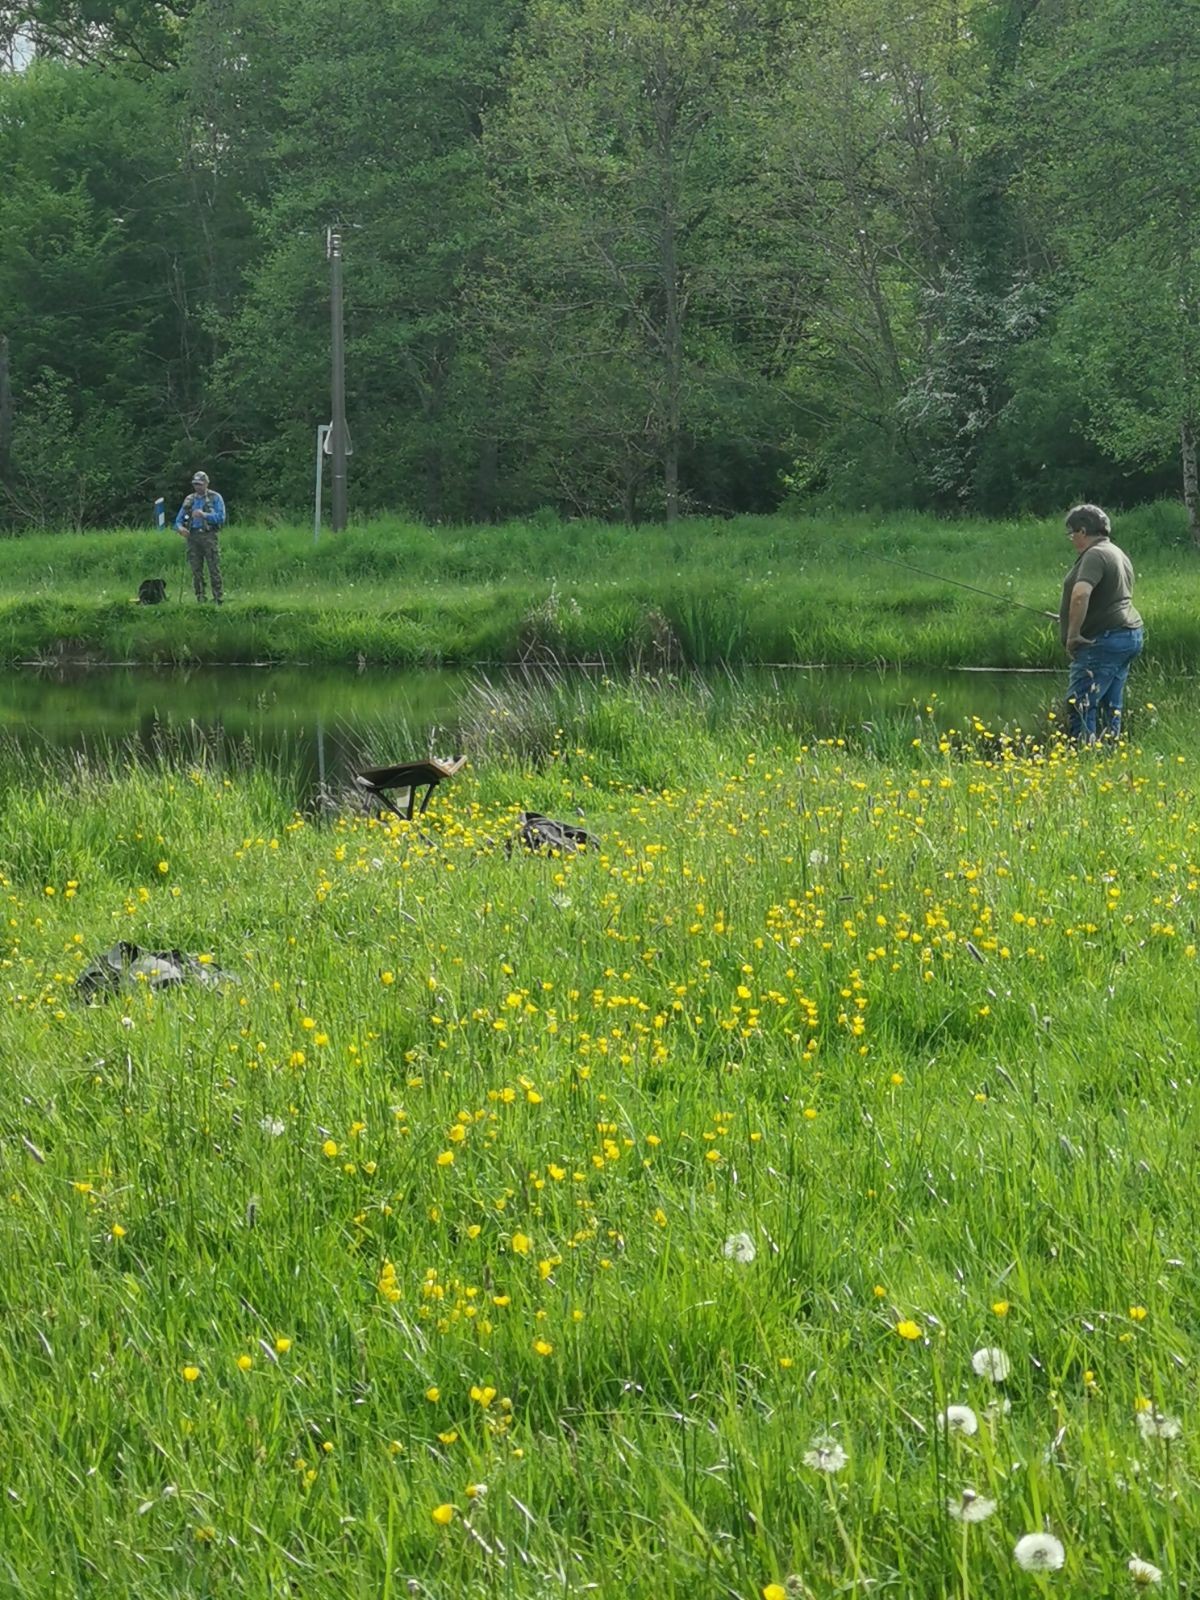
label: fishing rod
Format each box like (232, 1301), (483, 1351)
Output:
(870, 552), (1058, 619)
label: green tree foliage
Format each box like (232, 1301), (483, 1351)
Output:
(1022, 0), (1200, 541)
(0, 0), (1194, 527)
(214, 0), (521, 521)
(482, 0), (794, 522)
(0, 0), (192, 70)
(761, 0), (1062, 510)
(0, 62), (214, 525)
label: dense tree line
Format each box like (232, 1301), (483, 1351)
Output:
(0, 0), (1195, 533)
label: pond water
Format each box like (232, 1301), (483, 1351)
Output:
(0, 662), (1066, 796)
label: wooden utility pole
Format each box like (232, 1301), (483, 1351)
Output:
(328, 228), (349, 532)
(0, 334), (12, 481)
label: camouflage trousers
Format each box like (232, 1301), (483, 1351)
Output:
(186, 528), (223, 602)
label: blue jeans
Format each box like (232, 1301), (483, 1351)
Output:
(1066, 626), (1143, 740)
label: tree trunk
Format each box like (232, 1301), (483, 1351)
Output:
(655, 58), (682, 525)
(622, 463), (642, 527)
(472, 431), (499, 523)
(424, 445), (443, 524)
(1182, 415), (1200, 547)
(0, 334), (12, 483)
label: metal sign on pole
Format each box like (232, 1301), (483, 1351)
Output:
(314, 423), (331, 543)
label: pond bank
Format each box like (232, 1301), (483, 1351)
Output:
(0, 661), (1176, 809)
(1, 507), (1195, 669)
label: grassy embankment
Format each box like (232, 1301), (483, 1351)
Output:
(1, 678), (1198, 1597)
(0, 501), (1195, 668)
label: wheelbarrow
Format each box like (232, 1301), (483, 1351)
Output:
(354, 756), (467, 822)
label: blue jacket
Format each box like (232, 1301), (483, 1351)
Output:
(174, 491), (226, 534)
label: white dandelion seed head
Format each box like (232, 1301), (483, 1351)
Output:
(972, 1345), (1011, 1383)
(259, 1116), (286, 1137)
(947, 1487), (996, 1523)
(803, 1435), (847, 1474)
(807, 848), (827, 868)
(722, 1231), (756, 1264)
(1013, 1532), (1065, 1572)
(1127, 1556), (1163, 1586)
(1136, 1409), (1182, 1442)
(939, 1404), (979, 1436)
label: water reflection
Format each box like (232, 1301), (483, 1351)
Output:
(0, 662), (1064, 798)
(0, 664), (472, 801)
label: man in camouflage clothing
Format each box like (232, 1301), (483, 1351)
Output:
(174, 470), (227, 603)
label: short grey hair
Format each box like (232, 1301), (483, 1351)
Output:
(1065, 503), (1111, 538)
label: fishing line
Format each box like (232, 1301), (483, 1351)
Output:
(869, 552), (1057, 619)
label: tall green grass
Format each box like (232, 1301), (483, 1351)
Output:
(0, 504), (1194, 668)
(0, 684), (1197, 1596)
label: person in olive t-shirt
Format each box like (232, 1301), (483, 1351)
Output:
(1059, 503), (1143, 741)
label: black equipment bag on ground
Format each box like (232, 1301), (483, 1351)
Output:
(512, 812), (599, 856)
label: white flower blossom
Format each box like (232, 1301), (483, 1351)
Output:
(259, 1116), (286, 1137)
(722, 1231), (756, 1263)
(1127, 1556), (1163, 1587)
(971, 1346), (1011, 1383)
(803, 1436), (847, 1474)
(947, 1487), (996, 1523)
(1136, 1409), (1182, 1443)
(1013, 1532), (1066, 1572)
(939, 1404), (978, 1436)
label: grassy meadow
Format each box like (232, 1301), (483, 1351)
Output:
(1, 677), (1198, 1598)
(0, 501), (1197, 668)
